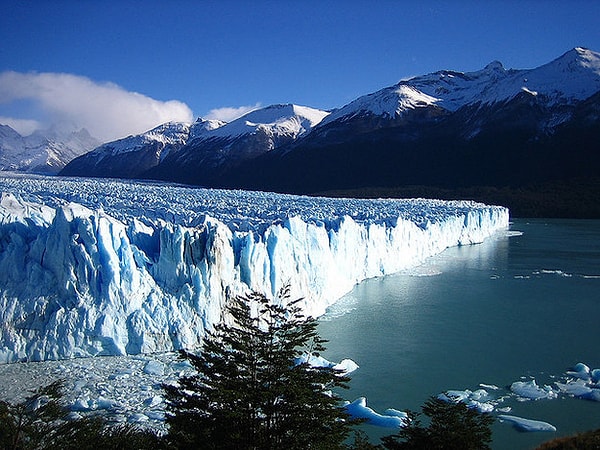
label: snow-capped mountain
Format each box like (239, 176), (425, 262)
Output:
(59, 48), (600, 217)
(0, 125), (100, 174)
(322, 47), (600, 124)
(61, 122), (191, 178)
(217, 48), (600, 217)
(61, 103), (329, 182)
(145, 104), (329, 185)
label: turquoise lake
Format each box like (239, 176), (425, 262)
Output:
(319, 219), (600, 449)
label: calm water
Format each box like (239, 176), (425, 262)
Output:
(319, 219), (600, 449)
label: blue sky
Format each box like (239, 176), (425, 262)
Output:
(1, 0), (600, 141)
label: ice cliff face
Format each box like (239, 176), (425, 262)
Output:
(0, 175), (508, 363)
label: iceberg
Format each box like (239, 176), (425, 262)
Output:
(0, 174), (509, 363)
(498, 415), (556, 432)
(295, 353), (359, 375)
(438, 389), (497, 413)
(344, 397), (407, 428)
(510, 380), (558, 401)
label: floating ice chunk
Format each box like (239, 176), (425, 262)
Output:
(143, 395), (163, 408)
(66, 411), (83, 421)
(438, 389), (495, 413)
(344, 397), (406, 428)
(145, 410), (165, 421)
(591, 369), (600, 384)
(143, 360), (165, 376)
(556, 380), (600, 401)
(440, 390), (472, 403)
(556, 379), (592, 397)
(567, 362), (591, 380)
(333, 359), (359, 374)
(109, 369), (134, 380)
(128, 413), (149, 423)
(498, 415), (556, 432)
(295, 353), (359, 375)
(95, 396), (117, 410)
(510, 380), (558, 400)
(470, 401), (495, 413)
(384, 408), (408, 419)
(539, 269), (572, 277)
(71, 398), (92, 411)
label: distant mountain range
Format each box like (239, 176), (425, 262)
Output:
(0, 125), (100, 174)
(3, 47), (600, 217)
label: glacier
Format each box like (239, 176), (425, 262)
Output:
(0, 173), (508, 363)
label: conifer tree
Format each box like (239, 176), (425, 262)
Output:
(0, 380), (164, 450)
(380, 396), (494, 450)
(164, 287), (355, 449)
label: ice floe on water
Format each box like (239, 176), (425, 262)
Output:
(0, 351), (359, 431)
(0, 353), (191, 431)
(512, 268), (600, 280)
(498, 415), (557, 432)
(294, 353), (359, 376)
(510, 380), (558, 401)
(439, 389), (505, 414)
(0, 354), (598, 435)
(505, 230), (524, 237)
(435, 361), (600, 433)
(344, 397), (408, 428)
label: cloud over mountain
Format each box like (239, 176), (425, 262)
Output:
(205, 103), (262, 122)
(0, 71), (193, 141)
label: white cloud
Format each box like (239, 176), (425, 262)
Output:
(205, 103), (262, 122)
(0, 116), (42, 136)
(0, 71), (194, 142)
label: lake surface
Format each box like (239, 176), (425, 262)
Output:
(319, 219), (600, 449)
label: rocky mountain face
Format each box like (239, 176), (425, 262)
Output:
(59, 48), (600, 216)
(0, 125), (100, 174)
(145, 104), (329, 185)
(61, 104), (329, 182)
(60, 122), (192, 179)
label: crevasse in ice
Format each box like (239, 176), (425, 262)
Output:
(0, 175), (509, 363)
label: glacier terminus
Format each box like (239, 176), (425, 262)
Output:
(0, 174), (508, 363)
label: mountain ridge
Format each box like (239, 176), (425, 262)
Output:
(55, 47), (600, 217)
(0, 125), (100, 174)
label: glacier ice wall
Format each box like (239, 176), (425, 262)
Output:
(0, 175), (508, 363)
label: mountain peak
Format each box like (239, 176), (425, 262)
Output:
(484, 60), (505, 72)
(238, 103), (329, 126)
(551, 47), (600, 72)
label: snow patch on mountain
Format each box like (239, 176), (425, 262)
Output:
(206, 104), (329, 140)
(322, 85), (440, 124)
(85, 122), (191, 160)
(189, 118), (227, 139)
(322, 47), (600, 124)
(0, 174), (508, 363)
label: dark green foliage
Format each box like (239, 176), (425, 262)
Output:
(349, 431), (384, 449)
(164, 287), (355, 449)
(0, 380), (165, 450)
(536, 428), (600, 450)
(0, 380), (66, 450)
(381, 397), (494, 450)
